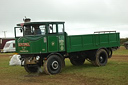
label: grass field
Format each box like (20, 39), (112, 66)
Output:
(0, 46), (128, 85)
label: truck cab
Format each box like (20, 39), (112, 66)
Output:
(15, 22), (66, 54)
(15, 21), (67, 74)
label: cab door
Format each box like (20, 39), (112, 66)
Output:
(47, 24), (58, 52)
(47, 24), (65, 52)
(48, 35), (58, 52)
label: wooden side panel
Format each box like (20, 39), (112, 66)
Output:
(66, 33), (120, 53)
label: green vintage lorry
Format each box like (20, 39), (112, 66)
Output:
(14, 20), (120, 74)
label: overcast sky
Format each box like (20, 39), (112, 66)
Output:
(0, 0), (128, 38)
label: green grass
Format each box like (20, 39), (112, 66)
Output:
(63, 59), (128, 85)
(0, 47), (128, 85)
(0, 57), (128, 85)
(0, 53), (14, 55)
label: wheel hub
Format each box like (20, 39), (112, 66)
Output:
(99, 56), (104, 62)
(51, 61), (59, 70)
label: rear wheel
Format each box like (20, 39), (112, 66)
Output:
(94, 49), (108, 66)
(44, 55), (62, 75)
(69, 53), (85, 65)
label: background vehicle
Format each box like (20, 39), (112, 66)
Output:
(2, 40), (15, 53)
(14, 19), (120, 74)
(0, 38), (15, 52)
(124, 41), (128, 49)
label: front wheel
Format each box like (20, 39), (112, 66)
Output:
(24, 58), (42, 73)
(24, 64), (40, 73)
(43, 55), (62, 75)
(94, 49), (108, 66)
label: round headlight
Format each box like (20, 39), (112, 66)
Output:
(36, 56), (40, 60)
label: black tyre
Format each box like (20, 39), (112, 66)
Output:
(108, 48), (112, 58)
(44, 55), (62, 75)
(24, 64), (40, 73)
(94, 49), (108, 66)
(24, 58), (41, 73)
(85, 50), (97, 66)
(69, 53), (85, 66)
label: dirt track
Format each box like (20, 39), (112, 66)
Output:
(111, 55), (128, 61)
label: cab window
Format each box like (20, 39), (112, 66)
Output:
(39, 25), (46, 35)
(48, 24), (57, 34)
(24, 26), (33, 35)
(58, 24), (64, 33)
(24, 25), (46, 35)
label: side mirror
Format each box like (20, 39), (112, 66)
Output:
(20, 28), (22, 32)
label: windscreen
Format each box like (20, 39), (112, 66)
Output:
(24, 25), (46, 36)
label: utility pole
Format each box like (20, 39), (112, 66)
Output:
(2, 31), (7, 38)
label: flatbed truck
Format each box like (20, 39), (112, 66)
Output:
(14, 20), (120, 74)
